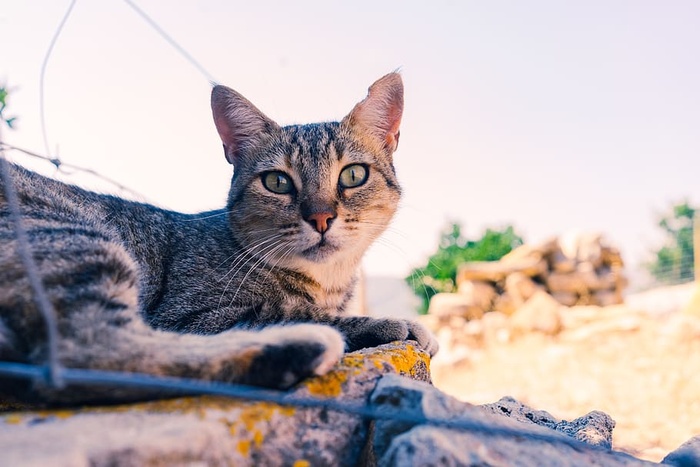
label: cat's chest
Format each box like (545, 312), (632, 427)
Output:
(272, 265), (357, 315)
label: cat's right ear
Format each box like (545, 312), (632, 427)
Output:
(211, 85), (279, 164)
(343, 72), (404, 156)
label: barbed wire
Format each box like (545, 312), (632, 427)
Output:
(0, 142), (144, 198)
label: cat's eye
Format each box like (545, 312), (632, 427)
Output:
(338, 164), (369, 189)
(262, 171), (294, 194)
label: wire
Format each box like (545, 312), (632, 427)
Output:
(0, 361), (602, 454)
(0, 142), (144, 199)
(122, 0), (217, 84)
(0, 153), (63, 389)
(39, 0), (78, 158)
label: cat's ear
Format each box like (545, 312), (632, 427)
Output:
(211, 85), (279, 164)
(343, 72), (404, 155)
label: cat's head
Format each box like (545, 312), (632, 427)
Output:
(211, 73), (403, 279)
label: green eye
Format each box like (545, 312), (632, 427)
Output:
(262, 171), (294, 194)
(339, 164), (369, 189)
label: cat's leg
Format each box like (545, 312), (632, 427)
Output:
(0, 233), (344, 405)
(260, 308), (438, 357)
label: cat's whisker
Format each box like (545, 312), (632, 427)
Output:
(368, 236), (434, 308)
(181, 210), (233, 222)
(216, 234), (285, 282)
(248, 241), (296, 305)
(216, 237), (287, 310)
(227, 241), (291, 308)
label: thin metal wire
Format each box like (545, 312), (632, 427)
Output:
(0, 147), (63, 389)
(0, 361), (603, 454)
(39, 0), (78, 158)
(122, 0), (217, 84)
(0, 142), (144, 199)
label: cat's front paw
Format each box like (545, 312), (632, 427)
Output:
(405, 319), (439, 356)
(241, 324), (345, 390)
(343, 318), (439, 356)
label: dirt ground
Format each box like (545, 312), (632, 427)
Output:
(431, 294), (700, 462)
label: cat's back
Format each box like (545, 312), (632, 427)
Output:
(1, 164), (106, 223)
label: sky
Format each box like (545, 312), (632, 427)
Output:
(1, 1), (699, 283)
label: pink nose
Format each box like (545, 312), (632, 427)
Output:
(306, 211), (335, 234)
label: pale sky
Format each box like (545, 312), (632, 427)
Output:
(1, 1), (699, 282)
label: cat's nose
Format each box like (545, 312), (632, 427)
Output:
(305, 211), (336, 234)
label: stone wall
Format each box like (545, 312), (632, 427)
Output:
(429, 232), (627, 322)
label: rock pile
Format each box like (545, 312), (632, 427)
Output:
(428, 232), (627, 321)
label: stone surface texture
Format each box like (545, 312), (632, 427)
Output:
(1, 338), (697, 466)
(0, 342), (430, 467)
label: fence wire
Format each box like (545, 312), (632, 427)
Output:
(0, 0), (636, 460)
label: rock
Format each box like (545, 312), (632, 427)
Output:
(492, 292), (518, 315)
(505, 272), (544, 307)
(457, 280), (497, 311)
(369, 375), (655, 466)
(481, 397), (613, 448)
(481, 396), (559, 428)
(663, 435), (700, 466)
(0, 342), (431, 467)
(481, 311), (511, 345)
(428, 292), (484, 321)
(551, 290), (579, 306)
(510, 290), (563, 335)
(601, 245), (625, 269)
(457, 257), (547, 283)
(546, 270), (617, 294)
(593, 289), (624, 307)
(558, 231), (604, 266)
(554, 410), (615, 449)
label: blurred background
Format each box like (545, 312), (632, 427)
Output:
(2, 1), (700, 461)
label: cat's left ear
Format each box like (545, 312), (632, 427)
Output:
(211, 85), (280, 164)
(343, 72), (404, 155)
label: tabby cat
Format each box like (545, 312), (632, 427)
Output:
(0, 72), (437, 406)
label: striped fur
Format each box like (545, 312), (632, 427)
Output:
(0, 73), (437, 406)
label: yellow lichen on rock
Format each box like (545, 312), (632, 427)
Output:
(305, 368), (349, 398)
(369, 342), (431, 379)
(0, 342), (433, 466)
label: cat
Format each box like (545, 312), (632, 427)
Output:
(0, 72), (437, 406)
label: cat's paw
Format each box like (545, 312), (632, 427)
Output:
(241, 324), (345, 390)
(405, 319), (440, 356)
(344, 318), (439, 356)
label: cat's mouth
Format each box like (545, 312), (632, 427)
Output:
(300, 237), (339, 260)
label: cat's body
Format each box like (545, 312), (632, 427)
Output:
(0, 73), (437, 406)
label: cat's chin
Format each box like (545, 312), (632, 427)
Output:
(299, 239), (341, 262)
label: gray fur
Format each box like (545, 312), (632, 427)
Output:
(0, 73), (437, 406)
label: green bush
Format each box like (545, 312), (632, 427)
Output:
(406, 222), (523, 314)
(0, 85), (17, 129)
(648, 201), (696, 284)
